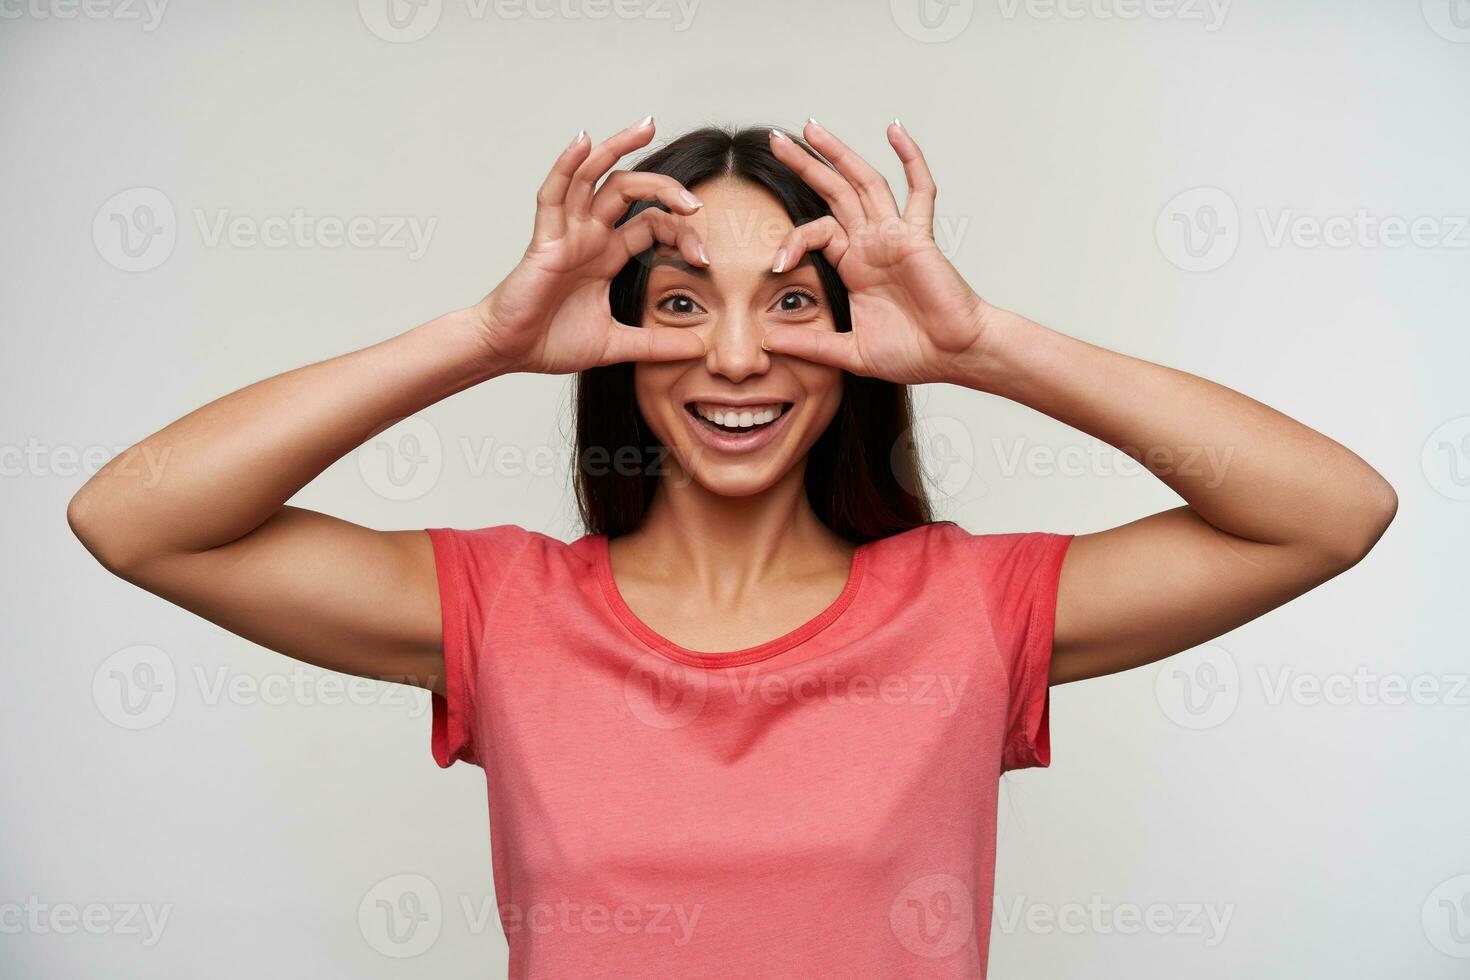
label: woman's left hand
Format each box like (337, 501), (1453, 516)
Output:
(764, 119), (995, 386)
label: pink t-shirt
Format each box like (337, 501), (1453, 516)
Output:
(428, 522), (1071, 979)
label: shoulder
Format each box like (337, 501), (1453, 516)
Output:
(864, 522), (1072, 590)
(864, 520), (1056, 557)
(426, 525), (600, 589)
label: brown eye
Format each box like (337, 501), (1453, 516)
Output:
(657, 294), (704, 316)
(776, 290), (817, 313)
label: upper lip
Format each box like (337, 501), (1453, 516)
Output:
(684, 396), (795, 407)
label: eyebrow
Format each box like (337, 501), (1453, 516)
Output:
(647, 252), (815, 277)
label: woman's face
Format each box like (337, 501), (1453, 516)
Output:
(633, 177), (844, 498)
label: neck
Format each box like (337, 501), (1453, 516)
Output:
(614, 461), (852, 598)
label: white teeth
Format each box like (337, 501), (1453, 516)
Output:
(694, 403), (785, 429)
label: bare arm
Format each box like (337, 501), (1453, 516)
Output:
(67, 311), (495, 692)
(67, 117), (709, 696)
(760, 119), (1396, 685)
(968, 310), (1398, 684)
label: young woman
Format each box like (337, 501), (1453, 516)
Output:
(68, 117), (1396, 978)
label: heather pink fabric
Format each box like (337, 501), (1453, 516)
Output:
(428, 522), (1071, 979)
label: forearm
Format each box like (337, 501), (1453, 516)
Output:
(69, 307), (498, 571)
(965, 307), (1397, 563)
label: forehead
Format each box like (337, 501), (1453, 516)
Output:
(684, 176), (795, 254)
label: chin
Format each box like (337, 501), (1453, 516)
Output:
(680, 459), (795, 499)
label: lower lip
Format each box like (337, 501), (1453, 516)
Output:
(682, 405), (793, 456)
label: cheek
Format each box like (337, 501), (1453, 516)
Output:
(794, 361), (845, 419)
(633, 364), (683, 434)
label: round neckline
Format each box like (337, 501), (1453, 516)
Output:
(592, 535), (869, 669)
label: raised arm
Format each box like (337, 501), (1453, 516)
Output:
(761, 119), (1396, 684)
(67, 117), (708, 694)
(67, 310), (493, 693)
(965, 311), (1396, 683)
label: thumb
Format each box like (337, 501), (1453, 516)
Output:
(602, 323), (706, 366)
(763, 326), (864, 374)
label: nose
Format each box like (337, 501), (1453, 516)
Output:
(703, 308), (771, 383)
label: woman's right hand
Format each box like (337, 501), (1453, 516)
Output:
(474, 116), (711, 375)
(67, 117), (713, 698)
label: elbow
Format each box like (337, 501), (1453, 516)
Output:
(67, 484), (144, 579)
(1320, 474), (1398, 571)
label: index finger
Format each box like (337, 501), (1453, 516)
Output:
(767, 128), (866, 229)
(801, 119), (901, 220)
(565, 115), (658, 218)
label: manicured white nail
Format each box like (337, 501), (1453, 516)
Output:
(637, 115), (654, 128)
(697, 243), (710, 265)
(679, 189), (703, 209)
(770, 128), (790, 142)
(568, 129), (586, 149)
(772, 249), (786, 274)
(892, 117), (903, 130)
(807, 117), (821, 128)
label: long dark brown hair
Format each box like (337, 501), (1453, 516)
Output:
(574, 125), (933, 543)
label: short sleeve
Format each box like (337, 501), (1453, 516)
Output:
(425, 525), (533, 769)
(975, 531), (1073, 773)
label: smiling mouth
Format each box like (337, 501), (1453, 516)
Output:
(686, 402), (792, 434)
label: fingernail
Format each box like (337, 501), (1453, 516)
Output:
(697, 243), (710, 266)
(772, 249), (786, 274)
(770, 128), (790, 143)
(679, 189), (703, 209)
(760, 337), (771, 352)
(568, 129), (586, 150)
(806, 117), (822, 130)
(637, 115), (654, 128)
(892, 117), (903, 130)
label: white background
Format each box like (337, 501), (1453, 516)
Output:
(3, 0), (1468, 976)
